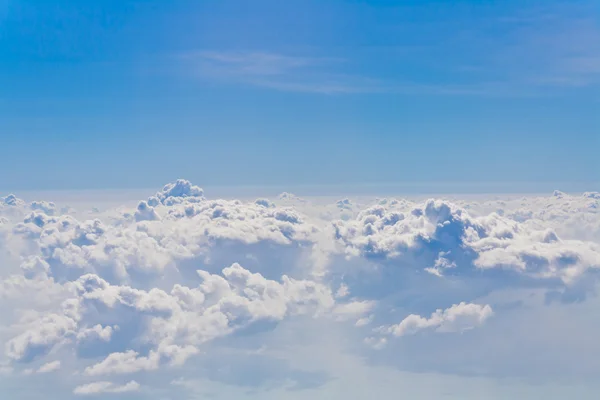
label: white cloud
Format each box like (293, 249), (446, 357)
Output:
(77, 324), (117, 342)
(335, 283), (349, 298)
(385, 302), (494, 337)
(332, 197), (600, 297)
(37, 360), (61, 373)
(134, 201), (160, 222)
(364, 336), (387, 350)
(2, 181), (600, 397)
(84, 350), (159, 376)
(151, 179), (204, 206)
(178, 51), (381, 94)
(73, 380), (140, 395)
(5, 313), (77, 362)
(1, 194), (25, 207)
(30, 201), (56, 216)
(332, 300), (375, 322)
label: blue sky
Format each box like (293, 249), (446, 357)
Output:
(1, 4), (600, 396)
(1, 0), (598, 191)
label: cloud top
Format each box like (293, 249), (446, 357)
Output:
(1, 180), (600, 397)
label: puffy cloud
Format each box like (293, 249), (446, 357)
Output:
(2, 182), (600, 397)
(134, 201), (160, 222)
(335, 283), (349, 298)
(150, 179), (204, 206)
(331, 197), (600, 301)
(583, 192), (600, 200)
(5, 313), (77, 362)
(385, 302), (493, 337)
(255, 198), (275, 208)
(277, 192), (304, 202)
(1, 195), (58, 223)
(37, 360), (61, 373)
(19, 256), (50, 280)
(84, 349), (160, 376)
(332, 300), (375, 322)
(3, 255), (347, 380)
(73, 380), (140, 395)
(459, 191), (600, 242)
(77, 324), (117, 342)
(30, 201), (57, 216)
(5, 186), (322, 288)
(1, 194), (24, 207)
(332, 199), (473, 261)
(336, 198), (352, 210)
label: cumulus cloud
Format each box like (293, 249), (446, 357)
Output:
(134, 201), (160, 222)
(150, 179), (204, 206)
(5, 313), (77, 362)
(1, 194), (24, 207)
(77, 324), (117, 343)
(84, 350), (161, 376)
(37, 360), (61, 373)
(2, 181), (600, 397)
(30, 201), (56, 216)
(331, 197), (600, 301)
(73, 380), (140, 395)
(277, 192), (306, 204)
(5, 185), (322, 288)
(385, 302), (494, 337)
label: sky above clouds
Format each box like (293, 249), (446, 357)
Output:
(0, 0), (598, 191)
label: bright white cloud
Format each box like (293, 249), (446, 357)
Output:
(386, 302), (494, 337)
(331, 196), (600, 296)
(5, 313), (77, 362)
(1, 181), (600, 398)
(84, 350), (160, 376)
(37, 360), (61, 373)
(73, 380), (140, 395)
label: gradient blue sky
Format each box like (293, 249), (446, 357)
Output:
(1, 0), (598, 191)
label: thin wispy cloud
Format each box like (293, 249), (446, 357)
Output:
(490, 13), (600, 89)
(190, 51), (315, 76)
(176, 50), (527, 96)
(389, 5), (600, 95)
(178, 50), (383, 94)
(175, 4), (599, 97)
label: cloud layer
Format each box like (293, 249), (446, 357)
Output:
(1, 180), (599, 398)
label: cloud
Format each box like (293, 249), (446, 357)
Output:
(77, 324), (117, 343)
(331, 197), (600, 302)
(150, 179), (204, 206)
(510, 15), (600, 88)
(385, 302), (493, 337)
(30, 201), (56, 216)
(364, 336), (387, 350)
(84, 349), (161, 376)
(2, 180), (600, 396)
(178, 50), (383, 94)
(37, 360), (61, 373)
(73, 380), (140, 395)
(8, 184), (321, 287)
(134, 201), (160, 222)
(1, 194), (24, 207)
(437, 4), (600, 93)
(169, 3), (600, 97)
(191, 51), (314, 76)
(5, 314), (77, 362)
